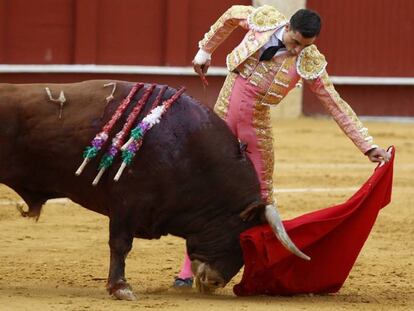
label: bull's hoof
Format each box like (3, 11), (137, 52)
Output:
(113, 287), (137, 301)
(108, 282), (137, 301)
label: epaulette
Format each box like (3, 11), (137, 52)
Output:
(223, 5), (255, 20)
(296, 44), (327, 80)
(247, 5), (288, 32)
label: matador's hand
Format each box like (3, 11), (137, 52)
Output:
(365, 147), (391, 163)
(193, 49), (211, 87)
(193, 60), (210, 87)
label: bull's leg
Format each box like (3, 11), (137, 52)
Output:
(106, 219), (136, 300)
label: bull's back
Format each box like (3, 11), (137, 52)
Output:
(106, 93), (261, 238)
(3, 81), (261, 236)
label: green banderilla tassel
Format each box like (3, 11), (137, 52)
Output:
(83, 146), (98, 159)
(131, 127), (143, 140)
(121, 150), (136, 166)
(99, 154), (114, 169)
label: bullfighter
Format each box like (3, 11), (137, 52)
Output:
(174, 4), (391, 288)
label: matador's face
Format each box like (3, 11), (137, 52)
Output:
(282, 24), (316, 55)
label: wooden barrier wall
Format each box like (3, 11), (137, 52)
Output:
(0, 0), (412, 115)
(0, 0), (250, 66)
(304, 0), (414, 116)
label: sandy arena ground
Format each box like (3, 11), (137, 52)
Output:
(0, 117), (413, 311)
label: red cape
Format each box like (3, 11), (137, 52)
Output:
(234, 147), (395, 296)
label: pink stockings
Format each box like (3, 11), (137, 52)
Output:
(177, 252), (193, 279)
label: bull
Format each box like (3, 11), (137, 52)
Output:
(0, 80), (307, 300)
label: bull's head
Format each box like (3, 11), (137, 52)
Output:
(187, 225), (246, 293)
(191, 260), (227, 293)
(188, 201), (310, 293)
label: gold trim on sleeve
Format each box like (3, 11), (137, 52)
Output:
(198, 5), (254, 50)
(319, 72), (376, 150)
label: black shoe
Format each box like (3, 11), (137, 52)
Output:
(173, 277), (193, 288)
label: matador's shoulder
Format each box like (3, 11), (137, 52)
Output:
(296, 44), (328, 80)
(222, 5), (255, 20)
(247, 5), (288, 32)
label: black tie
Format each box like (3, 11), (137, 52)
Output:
(259, 41), (285, 61)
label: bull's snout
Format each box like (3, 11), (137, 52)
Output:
(191, 260), (226, 293)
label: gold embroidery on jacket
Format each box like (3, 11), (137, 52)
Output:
(226, 35), (268, 71)
(236, 54), (297, 106)
(214, 72), (238, 120)
(238, 54), (260, 78)
(261, 56), (296, 105)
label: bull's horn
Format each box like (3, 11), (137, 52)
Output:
(265, 204), (311, 261)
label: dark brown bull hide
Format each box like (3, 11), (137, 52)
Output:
(0, 80), (265, 299)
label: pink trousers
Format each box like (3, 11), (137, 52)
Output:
(224, 75), (273, 204)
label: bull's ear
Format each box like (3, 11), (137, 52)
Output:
(239, 201), (265, 222)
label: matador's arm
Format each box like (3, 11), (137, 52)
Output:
(194, 5), (253, 64)
(306, 70), (378, 154)
(298, 45), (378, 154)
